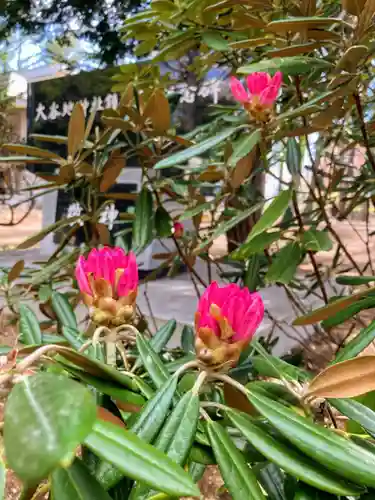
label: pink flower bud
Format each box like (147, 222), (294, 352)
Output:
(173, 221), (184, 238)
(230, 72), (282, 117)
(75, 247), (139, 326)
(195, 282), (264, 368)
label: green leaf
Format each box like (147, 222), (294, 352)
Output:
(286, 138), (301, 177)
(231, 231), (281, 260)
(336, 275), (375, 286)
(244, 255), (262, 291)
(154, 127), (238, 169)
(247, 390), (375, 488)
(251, 355), (311, 381)
(51, 292), (78, 330)
(321, 297), (375, 329)
(133, 320), (176, 371)
(246, 190), (292, 243)
(228, 130), (261, 167)
(329, 398), (375, 439)
(333, 320), (375, 364)
(131, 376), (177, 443)
(293, 286), (375, 326)
(132, 188), (154, 253)
(51, 459), (112, 500)
(267, 17), (341, 32)
(18, 304), (42, 345)
(238, 57), (332, 76)
(155, 207), (173, 238)
(202, 31), (229, 51)
(136, 333), (170, 388)
(130, 390), (200, 499)
(38, 284), (53, 302)
(207, 421), (266, 500)
(4, 373), (96, 484)
(56, 348), (138, 390)
(62, 326), (88, 352)
(84, 420), (200, 498)
(181, 325), (195, 354)
(257, 463), (286, 500)
(227, 409), (362, 496)
(265, 242), (302, 284)
(301, 230), (333, 252)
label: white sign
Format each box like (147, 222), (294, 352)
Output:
(34, 93), (121, 122)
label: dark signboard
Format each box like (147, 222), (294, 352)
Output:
(27, 67), (139, 247)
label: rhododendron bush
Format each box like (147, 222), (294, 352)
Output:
(3, 0), (375, 498)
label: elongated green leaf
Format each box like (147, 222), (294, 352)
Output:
(131, 377), (177, 442)
(202, 31), (229, 50)
(257, 463), (286, 500)
(18, 304), (42, 345)
(238, 57), (332, 76)
(130, 391), (200, 499)
(301, 230), (332, 252)
(336, 275), (375, 286)
(247, 190), (292, 243)
(293, 286), (375, 326)
(248, 390), (375, 488)
(154, 127), (238, 169)
(155, 207), (173, 238)
(3, 143), (63, 160)
(207, 421), (266, 500)
(227, 409), (362, 496)
(136, 333), (170, 388)
(286, 138), (301, 178)
(85, 420), (200, 497)
(333, 320), (375, 364)
(329, 398), (375, 438)
(51, 459), (112, 500)
(56, 348), (138, 390)
(181, 325), (195, 354)
(4, 373), (96, 484)
(231, 231), (281, 260)
(17, 217), (84, 250)
(228, 130), (261, 167)
(62, 326), (88, 352)
(251, 355), (311, 381)
(133, 320), (176, 371)
(265, 242), (302, 284)
(51, 292), (78, 330)
(132, 188), (154, 252)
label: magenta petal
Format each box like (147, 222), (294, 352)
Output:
(75, 256), (92, 295)
(259, 85), (279, 106)
(117, 271), (130, 297)
(230, 76), (249, 103)
(271, 71), (283, 91)
(246, 72), (271, 96)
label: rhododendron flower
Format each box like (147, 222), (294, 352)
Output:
(173, 221), (184, 238)
(195, 282), (264, 369)
(75, 247), (138, 326)
(230, 72), (282, 121)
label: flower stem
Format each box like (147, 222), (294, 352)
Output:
(192, 370), (207, 395)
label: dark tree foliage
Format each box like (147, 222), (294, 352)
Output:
(0, 0), (145, 65)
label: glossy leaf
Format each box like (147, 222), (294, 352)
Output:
(132, 188), (154, 252)
(18, 304), (42, 346)
(143, 89), (171, 133)
(207, 420), (266, 500)
(267, 17), (341, 33)
(329, 397), (375, 438)
(136, 333), (171, 388)
(52, 292), (78, 330)
(248, 390), (375, 488)
(307, 355), (375, 398)
(231, 231), (281, 260)
(131, 376), (177, 442)
(286, 138), (301, 177)
(85, 420), (200, 497)
(333, 319), (375, 363)
(228, 130), (261, 167)
(4, 373), (96, 484)
(238, 57), (331, 76)
(154, 207), (173, 238)
(51, 459), (112, 500)
(133, 320), (176, 371)
(100, 155), (126, 192)
(227, 409), (362, 496)
(293, 286), (375, 325)
(154, 127), (238, 169)
(265, 242), (302, 284)
(3, 143), (63, 160)
(181, 325), (195, 354)
(301, 230), (333, 252)
(336, 275), (375, 285)
(246, 189), (292, 243)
